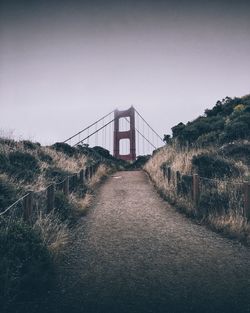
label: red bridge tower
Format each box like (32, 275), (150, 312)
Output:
(113, 106), (136, 161)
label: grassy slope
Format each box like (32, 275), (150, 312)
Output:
(0, 139), (122, 313)
(145, 94), (250, 244)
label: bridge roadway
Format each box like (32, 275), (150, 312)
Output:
(53, 171), (250, 313)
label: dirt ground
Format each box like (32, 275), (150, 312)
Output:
(51, 171), (250, 313)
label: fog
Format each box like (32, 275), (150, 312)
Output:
(0, 0), (250, 146)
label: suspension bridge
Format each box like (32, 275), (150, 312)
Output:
(63, 106), (164, 161)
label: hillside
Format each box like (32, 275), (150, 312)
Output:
(166, 94), (250, 147)
(0, 138), (124, 313)
(145, 94), (250, 245)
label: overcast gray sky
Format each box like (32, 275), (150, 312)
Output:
(0, 0), (250, 147)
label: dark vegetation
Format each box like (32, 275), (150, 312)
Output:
(192, 153), (242, 179)
(0, 218), (54, 313)
(0, 151), (40, 182)
(0, 178), (18, 210)
(164, 95), (250, 148)
(54, 191), (73, 222)
(0, 138), (129, 313)
(162, 95), (250, 179)
(159, 95), (250, 240)
(130, 155), (151, 169)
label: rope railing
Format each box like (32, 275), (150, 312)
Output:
(160, 165), (250, 220)
(0, 162), (101, 222)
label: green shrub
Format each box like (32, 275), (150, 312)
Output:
(54, 191), (72, 221)
(199, 189), (230, 216)
(45, 167), (70, 183)
(179, 175), (193, 195)
(0, 178), (17, 211)
(219, 143), (250, 165)
(7, 152), (40, 182)
(196, 131), (220, 147)
(38, 151), (53, 164)
(171, 96), (250, 146)
(192, 153), (241, 179)
(92, 146), (111, 158)
(0, 219), (53, 312)
(0, 153), (10, 171)
(130, 155), (151, 169)
(222, 121), (249, 142)
(172, 122), (185, 138)
(51, 142), (77, 157)
(21, 140), (40, 150)
(0, 138), (16, 147)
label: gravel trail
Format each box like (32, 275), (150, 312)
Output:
(54, 171), (250, 313)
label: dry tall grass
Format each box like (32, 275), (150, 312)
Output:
(33, 212), (70, 258)
(145, 145), (250, 244)
(70, 164), (111, 216)
(0, 138), (112, 257)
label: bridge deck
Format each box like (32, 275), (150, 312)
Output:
(54, 171), (250, 313)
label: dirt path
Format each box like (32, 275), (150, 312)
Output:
(53, 171), (250, 313)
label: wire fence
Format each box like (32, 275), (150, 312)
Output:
(0, 163), (100, 225)
(161, 165), (250, 220)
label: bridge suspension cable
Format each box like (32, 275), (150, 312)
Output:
(133, 109), (164, 156)
(124, 117), (157, 149)
(63, 110), (114, 144)
(134, 108), (163, 141)
(63, 106), (164, 158)
(73, 119), (115, 147)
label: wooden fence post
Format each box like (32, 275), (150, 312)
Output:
(167, 167), (171, 184)
(85, 167), (89, 180)
(23, 192), (33, 222)
(80, 169), (85, 186)
(72, 173), (78, 191)
(94, 164), (98, 174)
(162, 166), (166, 178)
(243, 181), (250, 220)
(47, 184), (55, 212)
(176, 171), (181, 195)
(63, 177), (69, 196)
(193, 174), (200, 208)
(89, 166), (93, 179)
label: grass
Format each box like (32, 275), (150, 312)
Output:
(33, 212), (70, 258)
(144, 143), (250, 244)
(0, 137), (114, 312)
(0, 218), (54, 312)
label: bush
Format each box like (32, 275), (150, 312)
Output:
(172, 122), (185, 138)
(0, 153), (10, 171)
(38, 151), (53, 164)
(179, 175), (193, 195)
(0, 219), (53, 312)
(219, 143), (250, 165)
(196, 131), (220, 147)
(45, 167), (70, 183)
(54, 191), (72, 221)
(130, 155), (151, 169)
(51, 142), (77, 157)
(222, 121), (249, 142)
(21, 140), (40, 150)
(7, 152), (40, 182)
(92, 146), (111, 158)
(192, 153), (241, 178)
(199, 189), (230, 216)
(0, 178), (17, 211)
